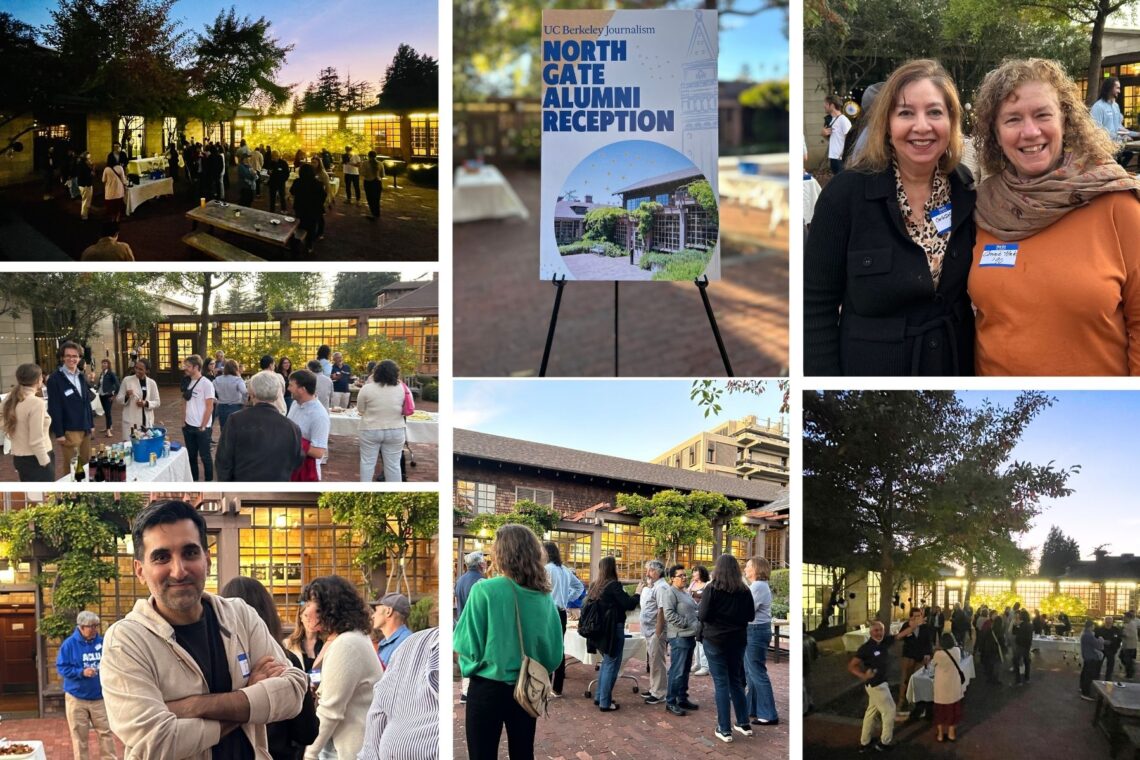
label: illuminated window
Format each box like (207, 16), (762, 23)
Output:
(35, 124), (70, 139)
(202, 121), (233, 146)
(156, 324), (172, 371)
(295, 117), (340, 153)
(515, 487), (553, 507)
(1060, 581), (1098, 612)
(802, 563), (845, 631)
(1104, 582), (1136, 615)
(163, 117), (178, 149)
(1015, 580), (1055, 614)
(457, 480), (497, 514)
(367, 317), (440, 373)
(765, 530), (784, 566)
(600, 522), (655, 581)
(117, 115), (145, 158)
(409, 114), (439, 156)
(346, 115), (402, 153)
(290, 318), (357, 360)
(867, 571), (881, 621)
(545, 529), (593, 582)
(219, 320), (283, 346)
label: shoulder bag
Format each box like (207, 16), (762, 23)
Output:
(511, 585), (552, 718)
(401, 382), (415, 416)
(942, 649), (966, 685)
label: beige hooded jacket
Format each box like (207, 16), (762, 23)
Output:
(101, 592), (307, 759)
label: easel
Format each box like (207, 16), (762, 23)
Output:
(538, 274), (734, 377)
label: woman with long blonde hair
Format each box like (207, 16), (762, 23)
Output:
(2, 363), (54, 480)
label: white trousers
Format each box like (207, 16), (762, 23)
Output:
(861, 682), (895, 747)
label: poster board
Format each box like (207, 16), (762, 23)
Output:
(540, 9), (720, 282)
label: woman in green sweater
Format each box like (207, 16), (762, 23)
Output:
(454, 524), (563, 760)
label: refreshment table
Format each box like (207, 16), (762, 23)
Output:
(843, 622), (904, 652)
(126, 177), (174, 215)
(0, 740), (46, 759)
(906, 653), (976, 704)
(57, 447), (192, 483)
(454, 165), (529, 222)
(327, 410), (439, 442)
(126, 156), (168, 176)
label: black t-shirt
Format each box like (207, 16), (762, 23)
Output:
(900, 622), (934, 660)
(172, 600), (254, 760)
(855, 634), (896, 687)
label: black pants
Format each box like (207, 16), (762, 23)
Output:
(1081, 658), (1101, 696)
(1118, 149), (1135, 171)
(1013, 644), (1031, 682)
(1122, 648), (1137, 678)
(552, 608), (568, 695)
(1105, 647), (1120, 679)
(14, 452), (54, 482)
(99, 394), (114, 429)
(344, 173), (360, 201)
(239, 186), (253, 207)
(268, 183), (287, 212)
(182, 425), (213, 481)
(466, 675), (536, 760)
(364, 178), (382, 217)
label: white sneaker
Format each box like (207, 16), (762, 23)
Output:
(693, 668), (709, 676)
(733, 724), (754, 738)
(714, 729), (733, 743)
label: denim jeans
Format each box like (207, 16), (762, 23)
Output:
(182, 425), (213, 481)
(359, 427), (406, 482)
(746, 623), (778, 720)
(596, 622), (625, 708)
(704, 638), (749, 733)
(216, 402), (242, 429)
(666, 635), (695, 706)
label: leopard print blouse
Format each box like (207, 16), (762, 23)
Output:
(894, 163), (951, 290)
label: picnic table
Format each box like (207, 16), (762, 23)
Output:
(186, 200), (300, 254)
(1091, 679), (1140, 755)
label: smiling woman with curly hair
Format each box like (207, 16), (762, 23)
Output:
(969, 57), (1140, 376)
(300, 576), (383, 759)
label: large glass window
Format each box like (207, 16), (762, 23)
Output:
(219, 320), (282, 344)
(685, 208), (716, 248)
(600, 522), (654, 582)
(1059, 581), (1098, 613)
(516, 487), (553, 507)
(555, 220), (579, 244)
(346, 115), (402, 154)
(625, 196), (650, 211)
(290, 318), (357, 359)
(457, 480), (496, 514)
(117, 115), (145, 158)
(1104, 582), (1136, 615)
(367, 317), (440, 374)
(803, 563), (845, 631)
(409, 114), (439, 157)
(1016, 580), (1055, 613)
(163, 117), (178, 149)
(867, 572), (882, 621)
(655, 213), (681, 251)
(295, 116), (340, 153)
(544, 529), (593, 582)
(156, 324), (172, 371)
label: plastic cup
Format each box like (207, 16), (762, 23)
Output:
(199, 197), (206, 207)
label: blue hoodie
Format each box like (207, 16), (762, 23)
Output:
(56, 628), (105, 700)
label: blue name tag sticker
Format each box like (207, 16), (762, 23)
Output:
(237, 652), (250, 678)
(930, 203), (952, 235)
(979, 243), (1018, 268)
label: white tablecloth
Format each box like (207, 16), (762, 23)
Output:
(327, 411), (438, 443)
(127, 156), (168, 175)
(563, 624), (648, 667)
(720, 171), (790, 232)
(843, 622), (904, 652)
(804, 176), (823, 225)
(0, 741), (46, 760)
(126, 177), (174, 214)
(906, 654), (976, 703)
(1033, 635), (1081, 658)
(57, 447), (192, 483)
(289, 172), (340, 198)
(454, 165), (529, 223)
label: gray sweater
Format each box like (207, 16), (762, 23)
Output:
(657, 584), (700, 639)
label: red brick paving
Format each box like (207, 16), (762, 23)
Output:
(454, 652), (789, 759)
(0, 716), (123, 759)
(0, 386), (438, 484)
(454, 169), (788, 377)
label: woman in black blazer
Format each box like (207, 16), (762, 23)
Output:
(804, 59), (976, 376)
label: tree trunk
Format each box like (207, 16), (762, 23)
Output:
(879, 533), (895, 626)
(1087, 7), (1108, 106)
(198, 275), (215, 356)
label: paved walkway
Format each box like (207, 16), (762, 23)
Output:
(454, 653), (789, 759)
(0, 716), (124, 759)
(0, 387), (438, 484)
(455, 169), (788, 377)
(806, 633), (1118, 758)
(562, 253), (655, 281)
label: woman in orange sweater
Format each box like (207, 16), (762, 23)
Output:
(970, 58), (1140, 375)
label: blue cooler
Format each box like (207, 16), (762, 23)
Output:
(132, 428), (166, 463)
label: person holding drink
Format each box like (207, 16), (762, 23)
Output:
(115, 358), (160, 441)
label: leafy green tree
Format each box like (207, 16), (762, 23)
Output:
(1039, 525), (1082, 577)
(618, 490), (752, 563)
(582, 207), (627, 243)
(685, 179), (719, 226)
(0, 13), (68, 139)
(804, 391), (1079, 626)
(318, 492), (439, 598)
(317, 129), (369, 156)
(0, 493), (144, 639)
(379, 44), (439, 110)
(314, 66), (344, 111)
(1025, 0), (1139, 103)
(336, 336), (421, 379)
(43, 0), (190, 141)
(1039, 591), (1086, 619)
(690, 378), (791, 417)
(466, 500), (561, 537)
(192, 8), (293, 131)
(210, 336), (306, 373)
(0, 273), (164, 348)
(330, 272), (401, 309)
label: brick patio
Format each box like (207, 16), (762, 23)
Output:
(454, 651), (789, 759)
(454, 168), (788, 377)
(0, 716), (124, 759)
(0, 386), (438, 484)
(805, 633), (1118, 758)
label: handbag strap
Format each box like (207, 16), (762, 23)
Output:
(945, 649), (965, 681)
(511, 584), (529, 660)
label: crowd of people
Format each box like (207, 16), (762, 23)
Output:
(847, 600), (1140, 752)
(0, 341), (415, 482)
(806, 56), (1140, 376)
(55, 499), (438, 759)
(452, 523), (778, 758)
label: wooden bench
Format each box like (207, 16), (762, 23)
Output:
(181, 231), (266, 262)
(1119, 722), (1140, 758)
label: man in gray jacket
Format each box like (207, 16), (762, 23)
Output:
(658, 564), (702, 716)
(637, 560), (669, 704)
(101, 499), (307, 759)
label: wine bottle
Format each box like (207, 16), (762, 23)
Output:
(93, 448), (104, 482)
(73, 455), (85, 482)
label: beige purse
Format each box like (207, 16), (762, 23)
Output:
(512, 586), (552, 718)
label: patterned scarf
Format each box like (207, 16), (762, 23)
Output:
(976, 153), (1140, 241)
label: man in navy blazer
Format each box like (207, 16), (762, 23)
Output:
(46, 340), (94, 474)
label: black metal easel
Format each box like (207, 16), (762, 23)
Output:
(538, 274), (733, 377)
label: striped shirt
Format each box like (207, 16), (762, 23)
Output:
(356, 627), (438, 760)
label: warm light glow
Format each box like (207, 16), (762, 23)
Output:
(299, 116), (340, 125)
(945, 579), (962, 587)
(275, 514), (288, 529)
(0, 565), (13, 584)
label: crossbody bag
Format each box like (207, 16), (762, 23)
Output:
(512, 585), (553, 718)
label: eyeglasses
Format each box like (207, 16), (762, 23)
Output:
(673, 573), (687, 579)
